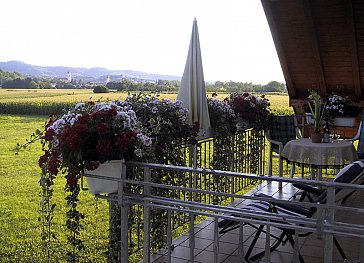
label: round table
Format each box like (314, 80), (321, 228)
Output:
(281, 138), (358, 179)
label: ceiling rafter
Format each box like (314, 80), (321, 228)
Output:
(261, 0), (296, 98)
(302, 0), (327, 95)
(345, 0), (361, 99)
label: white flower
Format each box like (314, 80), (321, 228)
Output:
(75, 103), (85, 109)
(134, 148), (143, 157)
(152, 107), (158, 113)
(137, 133), (152, 146)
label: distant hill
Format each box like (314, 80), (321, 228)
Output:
(0, 61), (181, 81)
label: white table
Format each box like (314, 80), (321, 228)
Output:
(281, 138), (358, 179)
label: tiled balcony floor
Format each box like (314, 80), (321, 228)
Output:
(146, 180), (364, 263)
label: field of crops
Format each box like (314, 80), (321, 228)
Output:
(0, 89), (293, 115)
(0, 89), (292, 262)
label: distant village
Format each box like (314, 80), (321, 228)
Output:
(0, 68), (286, 93)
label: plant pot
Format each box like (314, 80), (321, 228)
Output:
(334, 117), (356, 127)
(311, 132), (323, 143)
(84, 159), (124, 194)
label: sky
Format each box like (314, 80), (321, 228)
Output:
(0, 0), (285, 85)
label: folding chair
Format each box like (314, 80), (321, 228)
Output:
(218, 160), (364, 263)
(266, 115), (301, 177)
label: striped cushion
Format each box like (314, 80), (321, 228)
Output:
(332, 160), (364, 203)
(334, 160), (364, 184)
(218, 201), (308, 230)
(246, 201), (309, 218)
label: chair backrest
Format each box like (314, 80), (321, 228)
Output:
(315, 160), (364, 204)
(356, 115), (364, 158)
(269, 115), (297, 152)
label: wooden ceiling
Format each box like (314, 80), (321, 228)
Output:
(261, 0), (364, 113)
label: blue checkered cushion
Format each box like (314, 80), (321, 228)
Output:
(269, 115), (297, 153)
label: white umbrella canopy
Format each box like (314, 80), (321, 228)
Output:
(177, 18), (211, 131)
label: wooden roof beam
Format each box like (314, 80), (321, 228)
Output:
(261, 0), (296, 97)
(345, 0), (361, 99)
(302, 0), (327, 96)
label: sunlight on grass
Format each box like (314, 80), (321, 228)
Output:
(0, 115), (110, 262)
(0, 90), (293, 261)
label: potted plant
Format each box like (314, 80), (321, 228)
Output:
(228, 92), (272, 131)
(308, 90), (326, 143)
(325, 93), (359, 127)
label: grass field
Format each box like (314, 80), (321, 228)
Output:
(0, 89), (292, 262)
(0, 89), (293, 115)
(0, 115), (112, 262)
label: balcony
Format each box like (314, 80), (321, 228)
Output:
(84, 129), (364, 263)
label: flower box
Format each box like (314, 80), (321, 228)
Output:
(85, 160), (124, 194)
(334, 117), (356, 127)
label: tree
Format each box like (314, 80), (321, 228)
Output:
(264, 81), (286, 92)
(93, 85), (110, 93)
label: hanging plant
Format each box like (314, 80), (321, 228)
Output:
(17, 101), (152, 262)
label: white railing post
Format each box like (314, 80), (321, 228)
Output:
(143, 167), (151, 263)
(119, 161), (128, 263)
(167, 210), (172, 263)
(264, 223), (271, 262)
(238, 221), (246, 262)
(324, 186), (335, 263)
(213, 217), (219, 263)
(360, 238), (364, 261)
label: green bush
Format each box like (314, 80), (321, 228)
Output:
(93, 85), (109, 93)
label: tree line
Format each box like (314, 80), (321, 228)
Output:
(106, 79), (287, 93)
(0, 70), (53, 89)
(0, 69), (286, 93)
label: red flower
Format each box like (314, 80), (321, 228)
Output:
(107, 108), (117, 116)
(115, 131), (137, 153)
(47, 154), (59, 175)
(77, 113), (90, 124)
(85, 161), (100, 171)
(38, 151), (50, 167)
(96, 139), (113, 159)
(97, 122), (109, 134)
(76, 123), (88, 134)
(44, 128), (55, 141)
(91, 110), (102, 119)
(45, 118), (54, 129)
(66, 173), (78, 187)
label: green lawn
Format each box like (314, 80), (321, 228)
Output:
(0, 90), (293, 262)
(0, 115), (110, 262)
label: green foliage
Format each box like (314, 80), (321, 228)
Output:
(206, 80), (286, 93)
(0, 101), (76, 115)
(93, 85), (110, 93)
(1, 115), (110, 262)
(308, 90), (325, 132)
(0, 70), (53, 89)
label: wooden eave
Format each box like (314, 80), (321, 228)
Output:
(261, 0), (364, 114)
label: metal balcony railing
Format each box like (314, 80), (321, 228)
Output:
(85, 161), (364, 263)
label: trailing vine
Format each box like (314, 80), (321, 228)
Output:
(39, 165), (56, 260)
(65, 176), (85, 262)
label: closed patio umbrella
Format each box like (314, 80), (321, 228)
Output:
(177, 18), (211, 132)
